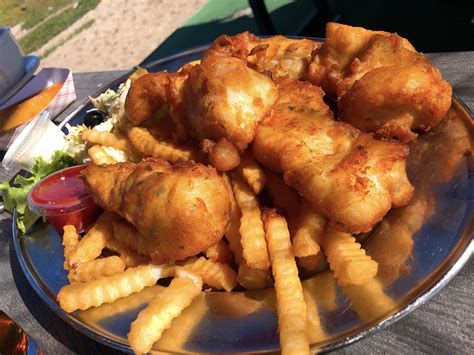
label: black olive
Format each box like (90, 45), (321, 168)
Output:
(84, 110), (107, 128)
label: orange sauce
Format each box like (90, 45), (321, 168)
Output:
(0, 82), (64, 136)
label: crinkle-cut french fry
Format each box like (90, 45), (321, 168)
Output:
(62, 225), (79, 270)
(297, 253), (325, 273)
(105, 237), (150, 267)
(203, 240), (233, 264)
(303, 288), (327, 344)
(182, 256), (237, 292)
(156, 292), (207, 350)
(231, 173), (269, 270)
(82, 128), (135, 152)
(265, 172), (300, 231)
(112, 218), (149, 256)
(82, 285), (165, 322)
(88, 145), (118, 165)
(292, 201), (325, 257)
(297, 252), (327, 273)
(222, 174), (269, 289)
(222, 174), (244, 263)
(263, 209), (309, 355)
(128, 273), (203, 354)
(237, 263), (270, 290)
(67, 256), (126, 283)
(341, 278), (396, 323)
(128, 126), (197, 163)
(237, 151), (267, 194)
(68, 212), (115, 267)
(322, 226), (378, 287)
(57, 264), (168, 313)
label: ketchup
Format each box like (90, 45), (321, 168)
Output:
(28, 165), (103, 234)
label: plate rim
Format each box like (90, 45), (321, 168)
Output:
(14, 41), (474, 353)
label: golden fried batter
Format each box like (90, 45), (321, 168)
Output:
(337, 34), (419, 95)
(339, 61), (452, 142)
(253, 79), (414, 233)
(124, 65), (195, 128)
(308, 22), (395, 94)
(125, 52), (277, 154)
(206, 32), (320, 80)
(204, 32), (260, 60)
(337, 34), (452, 142)
(308, 23), (451, 141)
(81, 159), (231, 263)
(249, 35), (320, 80)
(179, 55), (278, 151)
(125, 72), (170, 125)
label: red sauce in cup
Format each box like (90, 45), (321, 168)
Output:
(28, 165), (103, 234)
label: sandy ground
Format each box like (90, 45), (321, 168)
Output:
(37, 0), (207, 72)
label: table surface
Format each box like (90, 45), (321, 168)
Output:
(0, 51), (473, 355)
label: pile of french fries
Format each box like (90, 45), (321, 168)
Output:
(60, 141), (379, 353)
(57, 69), (380, 355)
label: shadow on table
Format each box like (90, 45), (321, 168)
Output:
(9, 238), (124, 355)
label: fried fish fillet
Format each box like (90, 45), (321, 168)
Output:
(124, 66), (193, 128)
(125, 54), (277, 153)
(124, 72), (170, 126)
(337, 34), (452, 142)
(81, 159), (231, 263)
(176, 55), (278, 151)
(308, 22), (415, 95)
(253, 79), (414, 233)
(308, 23), (452, 141)
(206, 32), (320, 80)
(336, 34), (420, 95)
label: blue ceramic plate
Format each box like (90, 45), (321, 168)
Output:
(13, 44), (474, 353)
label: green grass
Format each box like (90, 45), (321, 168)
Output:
(0, 0), (74, 29)
(18, 0), (100, 54)
(41, 18), (94, 58)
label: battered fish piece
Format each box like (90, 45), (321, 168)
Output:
(125, 72), (170, 126)
(124, 64), (196, 128)
(249, 35), (320, 80)
(307, 22), (397, 94)
(178, 55), (278, 151)
(125, 53), (277, 154)
(81, 159), (232, 263)
(337, 34), (452, 142)
(309, 23), (451, 141)
(339, 61), (452, 142)
(204, 31), (259, 60)
(206, 32), (320, 80)
(253, 79), (413, 233)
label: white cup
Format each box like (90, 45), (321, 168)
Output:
(0, 27), (25, 99)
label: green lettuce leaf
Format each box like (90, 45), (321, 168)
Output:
(0, 151), (77, 233)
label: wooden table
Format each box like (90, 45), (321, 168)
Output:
(1, 51), (473, 354)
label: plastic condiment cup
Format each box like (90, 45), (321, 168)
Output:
(2, 111), (67, 172)
(28, 165), (103, 234)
